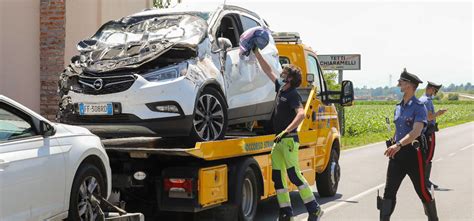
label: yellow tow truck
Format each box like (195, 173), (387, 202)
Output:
(103, 32), (354, 220)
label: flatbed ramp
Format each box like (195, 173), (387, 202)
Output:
(103, 130), (318, 161)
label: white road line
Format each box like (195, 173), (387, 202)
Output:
(460, 144), (474, 151)
(322, 183), (386, 214)
(320, 143), (474, 216)
(448, 152), (456, 157)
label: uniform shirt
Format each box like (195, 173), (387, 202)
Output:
(394, 96), (428, 142)
(272, 79), (302, 135)
(419, 94), (435, 125)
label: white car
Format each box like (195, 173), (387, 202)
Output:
(58, 4), (282, 142)
(0, 95), (111, 221)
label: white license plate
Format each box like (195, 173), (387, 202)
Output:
(79, 103), (113, 116)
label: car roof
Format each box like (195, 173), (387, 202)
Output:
(130, 3), (262, 21)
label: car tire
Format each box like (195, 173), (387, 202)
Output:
(190, 87), (228, 142)
(68, 163), (106, 221)
(316, 147), (340, 197)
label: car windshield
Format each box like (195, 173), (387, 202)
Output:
(92, 13), (209, 45)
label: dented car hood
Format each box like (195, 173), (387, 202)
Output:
(76, 14), (208, 73)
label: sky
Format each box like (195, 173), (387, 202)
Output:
(179, 0), (473, 89)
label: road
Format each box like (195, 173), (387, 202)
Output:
(256, 122), (474, 221)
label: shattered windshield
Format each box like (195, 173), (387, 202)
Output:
(92, 14), (208, 46)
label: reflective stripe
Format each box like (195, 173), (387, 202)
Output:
(276, 188), (289, 194)
(279, 201), (292, 208)
(297, 184), (309, 190)
(416, 148), (432, 202)
(302, 195), (316, 204)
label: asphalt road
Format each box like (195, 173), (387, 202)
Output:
(256, 122), (474, 221)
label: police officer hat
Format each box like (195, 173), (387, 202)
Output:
(427, 81), (442, 91)
(399, 68), (423, 85)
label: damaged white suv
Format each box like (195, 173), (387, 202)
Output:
(58, 4), (281, 141)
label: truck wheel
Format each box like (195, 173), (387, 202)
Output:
(316, 147), (340, 197)
(190, 87), (228, 142)
(68, 163), (106, 221)
(238, 168), (258, 221)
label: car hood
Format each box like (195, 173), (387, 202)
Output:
(54, 123), (93, 136)
(75, 14), (208, 73)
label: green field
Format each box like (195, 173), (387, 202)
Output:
(341, 100), (474, 149)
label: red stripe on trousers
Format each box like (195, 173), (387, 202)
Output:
(426, 133), (435, 163)
(417, 149), (432, 202)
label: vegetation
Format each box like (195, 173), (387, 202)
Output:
(354, 83), (473, 101)
(341, 100), (474, 149)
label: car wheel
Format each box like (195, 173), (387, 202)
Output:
(68, 163), (106, 221)
(238, 168), (258, 221)
(316, 147), (340, 197)
(191, 87), (228, 141)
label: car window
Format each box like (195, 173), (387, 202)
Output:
(0, 106), (37, 142)
(306, 54), (322, 93)
(217, 14), (240, 48)
(240, 15), (260, 31)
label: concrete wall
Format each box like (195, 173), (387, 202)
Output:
(0, 0), (41, 112)
(65, 0), (152, 63)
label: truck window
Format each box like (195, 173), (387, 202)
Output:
(240, 15), (260, 31)
(306, 54), (323, 93)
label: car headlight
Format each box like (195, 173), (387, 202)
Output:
(143, 62), (188, 82)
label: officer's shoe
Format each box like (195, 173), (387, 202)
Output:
(307, 207), (323, 221)
(278, 212), (294, 221)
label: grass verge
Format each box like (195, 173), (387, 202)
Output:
(341, 119), (473, 150)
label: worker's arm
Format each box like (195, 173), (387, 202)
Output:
(385, 122), (424, 158)
(254, 49), (277, 82)
(283, 105), (305, 133)
(427, 109), (447, 121)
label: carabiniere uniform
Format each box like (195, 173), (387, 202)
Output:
(377, 69), (438, 221)
(419, 81), (443, 189)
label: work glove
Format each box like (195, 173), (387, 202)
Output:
(274, 131), (288, 143)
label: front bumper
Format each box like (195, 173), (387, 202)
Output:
(64, 113), (193, 138)
(62, 75), (198, 137)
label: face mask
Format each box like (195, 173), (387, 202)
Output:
(278, 78), (285, 85)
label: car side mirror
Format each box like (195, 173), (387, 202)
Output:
(212, 37), (232, 53)
(40, 120), (56, 138)
(340, 80), (354, 106)
(71, 55), (81, 64)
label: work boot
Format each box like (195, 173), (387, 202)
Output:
(423, 200), (439, 221)
(377, 197), (395, 221)
(307, 206), (323, 221)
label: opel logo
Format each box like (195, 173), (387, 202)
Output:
(93, 79), (104, 90)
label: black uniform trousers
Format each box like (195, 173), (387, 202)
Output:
(425, 132), (436, 163)
(383, 144), (433, 203)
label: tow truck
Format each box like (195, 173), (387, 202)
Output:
(102, 32), (354, 220)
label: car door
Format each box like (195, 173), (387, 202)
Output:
(238, 13), (280, 117)
(214, 12), (257, 120)
(0, 102), (66, 220)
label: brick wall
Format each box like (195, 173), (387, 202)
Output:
(40, 0), (65, 121)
